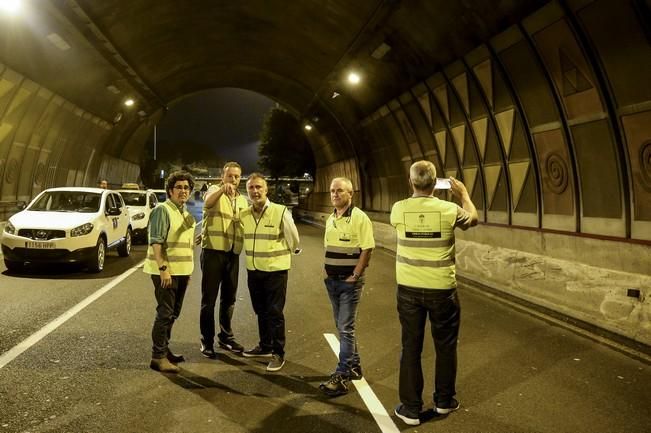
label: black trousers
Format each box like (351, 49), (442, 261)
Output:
(151, 275), (189, 359)
(200, 248), (239, 344)
(247, 269), (287, 356)
(397, 284), (461, 412)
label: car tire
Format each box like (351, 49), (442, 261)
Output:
(118, 228), (132, 257)
(88, 237), (106, 273)
(4, 259), (24, 272)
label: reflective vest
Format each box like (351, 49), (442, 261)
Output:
(391, 197), (458, 289)
(144, 200), (195, 275)
(324, 206), (370, 276)
(241, 202), (291, 271)
(201, 189), (247, 253)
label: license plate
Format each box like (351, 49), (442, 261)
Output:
(25, 241), (55, 249)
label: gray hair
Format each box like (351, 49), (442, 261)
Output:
(331, 177), (353, 193)
(409, 160), (437, 191)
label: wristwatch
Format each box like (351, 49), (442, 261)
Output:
(159, 265), (167, 272)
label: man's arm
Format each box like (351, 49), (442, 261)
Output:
(450, 177), (478, 229)
(203, 185), (225, 210)
(148, 206), (172, 288)
(281, 208), (300, 252)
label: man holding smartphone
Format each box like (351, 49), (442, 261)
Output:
(145, 171), (197, 374)
(391, 161), (478, 425)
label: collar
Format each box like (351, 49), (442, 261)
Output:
(252, 198), (270, 214)
(333, 204), (354, 218)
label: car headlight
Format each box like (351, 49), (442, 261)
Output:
(4, 221), (15, 235)
(71, 223), (94, 237)
(132, 212), (146, 221)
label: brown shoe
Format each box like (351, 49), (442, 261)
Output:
(150, 357), (180, 373)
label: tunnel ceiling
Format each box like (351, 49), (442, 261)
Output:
(0, 0), (548, 126)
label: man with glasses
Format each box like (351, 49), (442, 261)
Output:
(199, 161), (249, 358)
(319, 177), (374, 396)
(145, 171), (196, 374)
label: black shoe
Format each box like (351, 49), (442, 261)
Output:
(394, 404), (420, 426)
(166, 350), (185, 364)
(218, 338), (244, 353)
(242, 345), (273, 358)
(200, 340), (217, 359)
(349, 365), (363, 380)
(435, 398), (460, 415)
(319, 373), (349, 397)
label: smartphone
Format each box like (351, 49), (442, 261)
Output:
(435, 178), (451, 189)
(294, 248), (303, 255)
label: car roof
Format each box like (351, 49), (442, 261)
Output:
(43, 187), (107, 193)
(116, 189), (146, 194)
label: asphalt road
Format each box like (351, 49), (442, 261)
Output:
(0, 211), (649, 433)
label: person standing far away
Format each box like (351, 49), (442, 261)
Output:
(98, 179), (108, 189)
(390, 160), (478, 426)
(199, 162), (249, 358)
(145, 170), (197, 374)
(240, 173), (300, 372)
(319, 177), (375, 397)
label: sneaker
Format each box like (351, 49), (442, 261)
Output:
(349, 365), (363, 380)
(394, 404), (420, 426)
(150, 358), (180, 373)
(242, 345), (273, 358)
(266, 354), (285, 372)
(319, 373), (349, 397)
(218, 338), (244, 353)
(200, 340), (217, 359)
(435, 398), (460, 414)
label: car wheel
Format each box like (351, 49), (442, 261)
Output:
(88, 237), (106, 273)
(4, 259), (24, 272)
(118, 228), (132, 257)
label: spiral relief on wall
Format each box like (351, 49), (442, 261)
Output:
(34, 162), (46, 186)
(640, 141), (651, 192)
(544, 153), (568, 194)
(5, 158), (18, 184)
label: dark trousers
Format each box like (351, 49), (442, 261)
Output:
(200, 248), (239, 344)
(151, 275), (189, 359)
(247, 269), (287, 356)
(397, 285), (461, 412)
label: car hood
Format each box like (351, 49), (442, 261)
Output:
(10, 210), (97, 229)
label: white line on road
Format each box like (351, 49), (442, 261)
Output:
(0, 261), (144, 370)
(323, 333), (400, 433)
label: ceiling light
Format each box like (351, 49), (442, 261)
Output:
(304, 124), (313, 131)
(331, 91), (340, 99)
(46, 33), (71, 51)
(0, 0), (21, 15)
(347, 72), (361, 85)
(371, 42), (391, 60)
(124, 98), (135, 107)
(106, 84), (120, 94)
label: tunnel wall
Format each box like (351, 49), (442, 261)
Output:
(307, 0), (651, 345)
(0, 62), (143, 208)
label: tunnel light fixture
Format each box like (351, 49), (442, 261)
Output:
(347, 72), (361, 85)
(106, 84), (120, 94)
(45, 33), (71, 51)
(124, 98), (135, 107)
(0, 0), (21, 15)
(304, 124), (313, 131)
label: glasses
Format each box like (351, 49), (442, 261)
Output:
(173, 185), (192, 191)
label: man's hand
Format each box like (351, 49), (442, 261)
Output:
(449, 177), (469, 199)
(160, 270), (173, 288)
(222, 183), (237, 198)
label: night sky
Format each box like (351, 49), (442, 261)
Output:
(156, 88), (276, 173)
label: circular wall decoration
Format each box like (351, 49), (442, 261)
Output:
(640, 141), (651, 192)
(544, 153), (568, 194)
(5, 158), (18, 184)
(34, 162), (46, 186)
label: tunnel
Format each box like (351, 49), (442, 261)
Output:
(0, 0), (650, 352)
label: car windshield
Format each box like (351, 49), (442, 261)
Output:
(121, 192), (147, 206)
(155, 192), (167, 202)
(29, 191), (101, 213)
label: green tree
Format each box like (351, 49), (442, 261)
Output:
(258, 107), (315, 178)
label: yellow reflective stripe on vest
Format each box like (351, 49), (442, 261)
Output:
(244, 249), (290, 258)
(396, 254), (454, 268)
(244, 233), (284, 240)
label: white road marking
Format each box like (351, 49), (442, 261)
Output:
(0, 261), (144, 369)
(323, 333), (400, 433)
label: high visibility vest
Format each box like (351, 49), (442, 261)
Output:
(241, 202), (291, 271)
(144, 201), (195, 275)
(391, 197), (458, 289)
(201, 189), (247, 253)
(323, 206), (373, 276)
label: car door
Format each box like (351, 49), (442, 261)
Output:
(104, 194), (120, 245)
(112, 193), (130, 240)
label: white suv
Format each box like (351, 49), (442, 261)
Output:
(116, 189), (158, 242)
(1, 187), (132, 273)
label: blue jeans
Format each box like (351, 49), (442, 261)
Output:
(325, 276), (363, 375)
(397, 284), (461, 413)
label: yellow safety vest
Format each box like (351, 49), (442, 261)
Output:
(391, 197), (458, 289)
(144, 201), (195, 275)
(201, 189), (247, 253)
(241, 202), (291, 271)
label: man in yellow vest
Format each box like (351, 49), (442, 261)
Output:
(240, 173), (299, 372)
(391, 160), (477, 426)
(145, 171), (197, 374)
(319, 177), (374, 397)
(199, 161), (249, 358)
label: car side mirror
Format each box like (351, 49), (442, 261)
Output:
(106, 207), (121, 216)
(150, 201), (156, 209)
